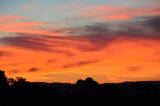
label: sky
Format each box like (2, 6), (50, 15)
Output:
(0, 0), (160, 83)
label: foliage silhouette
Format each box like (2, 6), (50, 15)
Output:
(8, 78), (15, 85)
(0, 70), (8, 89)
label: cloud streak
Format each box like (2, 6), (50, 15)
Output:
(81, 5), (160, 20)
(28, 67), (40, 72)
(0, 50), (11, 57)
(62, 60), (99, 69)
(0, 15), (64, 36)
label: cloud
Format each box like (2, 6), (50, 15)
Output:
(80, 23), (110, 36)
(28, 67), (40, 72)
(127, 66), (142, 71)
(47, 59), (56, 63)
(0, 51), (11, 57)
(81, 5), (160, 20)
(0, 15), (23, 22)
(62, 60), (99, 68)
(1, 15), (160, 54)
(0, 15), (64, 36)
(0, 14), (160, 60)
(143, 16), (160, 31)
(67, 15), (160, 38)
(0, 33), (114, 53)
(0, 36), (51, 52)
(0, 34), (74, 54)
(9, 70), (19, 74)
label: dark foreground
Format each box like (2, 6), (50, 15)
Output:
(0, 70), (160, 106)
(1, 79), (160, 106)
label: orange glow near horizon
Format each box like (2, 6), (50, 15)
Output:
(0, 36), (160, 83)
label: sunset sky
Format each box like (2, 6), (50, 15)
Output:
(0, 0), (160, 83)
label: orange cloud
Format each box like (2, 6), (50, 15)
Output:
(105, 15), (131, 20)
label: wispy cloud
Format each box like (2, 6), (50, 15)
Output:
(81, 5), (160, 20)
(127, 66), (142, 72)
(62, 60), (99, 69)
(142, 16), (160, 31)
(0, 50), (11, 57)
(0, 15), (23, 22)
(28, 67), (40, 72)
(0, 15), (64, 36)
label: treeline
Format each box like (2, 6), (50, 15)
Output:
(0, 70), (160, 106)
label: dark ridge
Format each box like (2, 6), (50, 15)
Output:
(0, 70), (160, 106)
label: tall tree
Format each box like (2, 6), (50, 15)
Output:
(0, 70), (8, 89)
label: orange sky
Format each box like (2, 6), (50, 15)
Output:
(0, 0), (160, 83)
(0, 36), (160, 83)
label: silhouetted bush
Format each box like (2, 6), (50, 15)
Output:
(84, 77), (99, 88)
(76, 77), (99, 89)
(76, 79), (84, 87)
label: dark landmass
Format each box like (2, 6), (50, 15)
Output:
(0, 70), (160, 106)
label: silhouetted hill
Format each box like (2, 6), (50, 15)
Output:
(0, 70), (160, 106)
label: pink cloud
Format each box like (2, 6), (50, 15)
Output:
(0, 15), (64, 36)
(0, 15), (23, 22)
(81, 5), (160, 20)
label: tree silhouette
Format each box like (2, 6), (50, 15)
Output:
(76, 79), (84, 87)
(0, 70), (8, 89)
(13, 76), (27, 86)
(7, 76), (27, 87)
(15, 77), (26, 83)
(8, 78), (15, 85)
(76, 77), (99, 88)
(84, 77), (99, 88)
